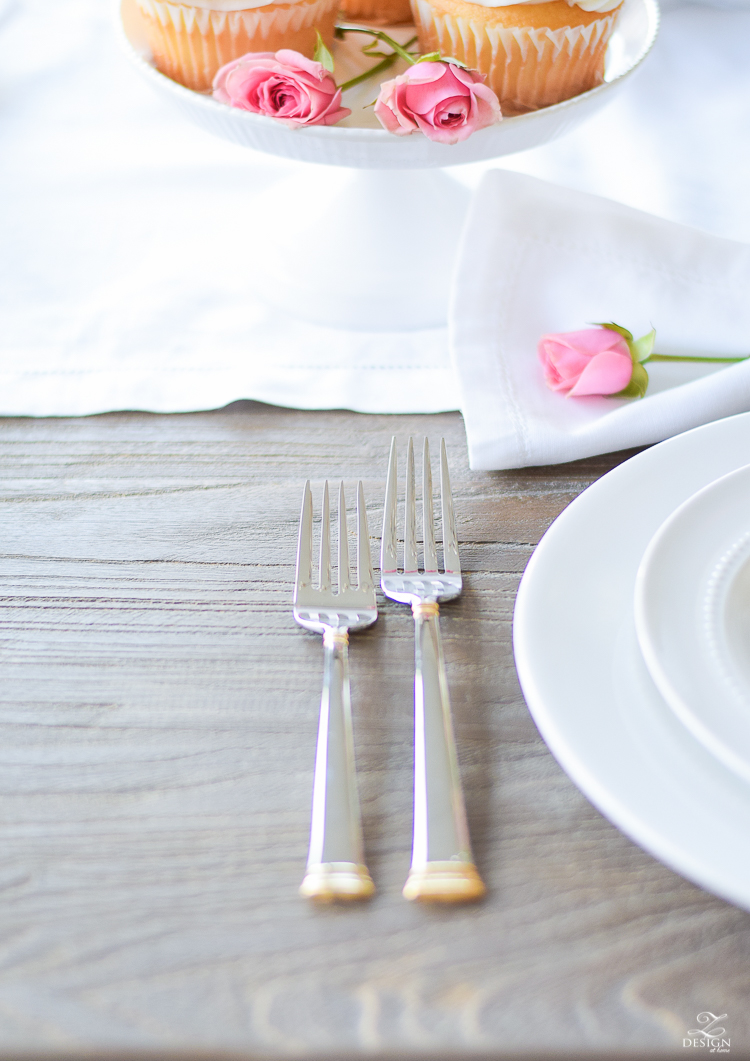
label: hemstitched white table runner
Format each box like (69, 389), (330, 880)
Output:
(1, 0), (750, 421)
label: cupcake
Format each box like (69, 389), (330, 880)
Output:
(135, 0), (339, 91)
(339, 0), (413, 24)
(410, 0), (623, 115)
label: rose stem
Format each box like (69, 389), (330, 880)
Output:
(644, 354), (750, 364)
(338, 36), (418, 92)
(336, 24), (418, 65)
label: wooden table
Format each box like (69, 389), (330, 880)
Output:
(1, 403), (748, 1061)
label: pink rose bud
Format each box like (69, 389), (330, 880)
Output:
(213, 49), (351, 128)
(374, 61), (501, 145)
(538, 327), (634, 397)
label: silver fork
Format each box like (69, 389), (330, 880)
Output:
(381, 438), (486, 903)
(294, 479), (376, 902)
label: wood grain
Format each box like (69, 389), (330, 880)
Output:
(0, 403), (747, 1060)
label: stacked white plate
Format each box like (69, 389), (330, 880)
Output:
(513, 412), (750, 910)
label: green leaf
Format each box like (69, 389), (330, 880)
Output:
(591, 321), (634, 342)
(630, 327), (656, 363)
(614, 360), (649, 399)
(414, 52), (469, 67)
(314, 30), (335, 72)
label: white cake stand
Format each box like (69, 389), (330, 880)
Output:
(119, 0), (658, 330)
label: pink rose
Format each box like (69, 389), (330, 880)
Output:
(538, 327), (634, 397)
(374, 61), (501, 145)
(212, 50), (350, 128)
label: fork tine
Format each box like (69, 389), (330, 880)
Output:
(404, 437), (418, 574)
(422, 438), (438, 573)
(338, 481), (350, 594)
(440, 439), (460, 576)
(357, 481), (374, 594)
(381, 437), (399, 574)
(319, 480), (331, 592)
(295, 480), (313, 600)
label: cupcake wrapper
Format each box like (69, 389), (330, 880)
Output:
(136, 0), (338, 90)
(339, 0), (413, 23)
(411, 0), (618, 114)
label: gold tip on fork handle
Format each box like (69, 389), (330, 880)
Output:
(300, 862), (375, 902)
(402, 861), (486, 903)
(412, 601), (439, 619)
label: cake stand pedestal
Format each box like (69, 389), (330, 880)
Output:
(119, 0), (658, 333)
(249, 167), (468, 330)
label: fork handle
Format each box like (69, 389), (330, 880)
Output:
(404, 602), (486, 903)
(300, 629), (375, 902)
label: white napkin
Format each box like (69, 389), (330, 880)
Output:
(450, 170), (750, 470)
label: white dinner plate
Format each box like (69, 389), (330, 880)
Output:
(513, 412), (750, 911)
(635, 463), (750, 783)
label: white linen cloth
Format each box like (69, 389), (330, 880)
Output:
(1, 0), (750, 419)
(450, 170), (750, 469)
(0, 0), (452, 415)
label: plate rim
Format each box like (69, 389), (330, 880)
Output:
(634, 461), (750, 783)
(513, 411), (750, 911)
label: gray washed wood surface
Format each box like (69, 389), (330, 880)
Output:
(0, 403), (748, 1060)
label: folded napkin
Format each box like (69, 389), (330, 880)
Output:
(450, 170), (750, 470)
